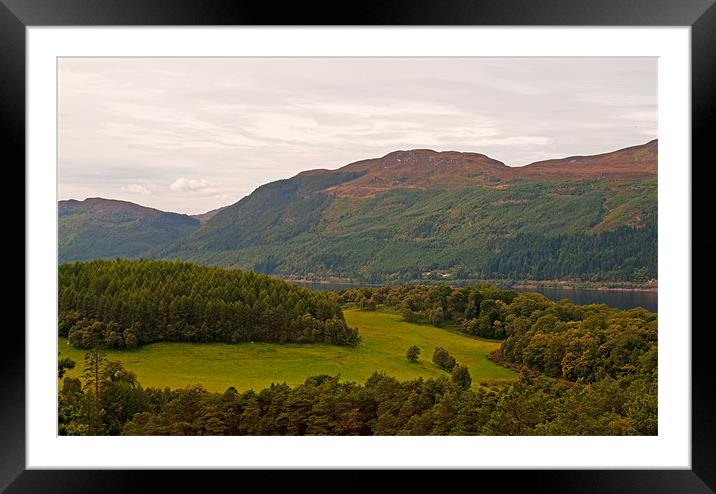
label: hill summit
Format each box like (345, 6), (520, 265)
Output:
(289, 140), (657, 198)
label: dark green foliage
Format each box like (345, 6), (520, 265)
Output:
(451, 366), (472, 390)
(59, 352), (148, 436)
(59, 259), (360, 349)
(499, 305), (657, 383)
(58, 354), (75, 379)
(82, 349), (108, 434)
(58, 376), (87, 436)
(339, 284), (516, 339)
(406, 345), (421, 363)
(485, 219), (657, 281)
(60, 368), (656, 436)
(358, 297), (377, 311)
(432, 347), (457, 372)
(402, 308), (420, 323)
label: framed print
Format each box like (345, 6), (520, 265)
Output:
(5, 0), (712, 491)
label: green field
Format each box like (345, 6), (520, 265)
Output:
(58, 309), (516, 392)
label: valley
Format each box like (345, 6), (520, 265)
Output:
(57, 259), (658, 436)
(58, 309), (515, 392)
(55, 141), (659, 435)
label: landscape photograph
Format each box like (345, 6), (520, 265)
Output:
(57, 57), (657, 436)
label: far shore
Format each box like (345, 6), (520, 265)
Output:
(511, 284), (658, 293)
(277, 276), (658, 292)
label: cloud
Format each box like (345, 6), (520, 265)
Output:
(58, 57), (657, 213)
(121, 184), (152, 194)
(169, 178), (213, 193)
(617, 110), (658, 122)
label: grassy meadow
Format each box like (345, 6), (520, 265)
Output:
(58, 309), (516, 392)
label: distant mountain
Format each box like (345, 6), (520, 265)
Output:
(519, 139), (657, 179)
(320, 139), (657, 197)
(324, 149), (511, 197)
(191, 205), (229, 223)
(149, 140), (657, 283)
(58, 198), (200, 262)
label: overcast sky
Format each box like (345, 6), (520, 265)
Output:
(58, 57), (657, 215)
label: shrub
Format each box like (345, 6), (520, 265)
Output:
(432, 347), (457, 372)
(406, 345), (421, 363)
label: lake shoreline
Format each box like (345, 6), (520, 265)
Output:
(280, 276), (658, 293)
(511, 283), (658, 293)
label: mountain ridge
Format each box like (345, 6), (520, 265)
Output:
(61, 139), (658, 215)
(283, 140), (657, 198)
(59, 140), (658, 282)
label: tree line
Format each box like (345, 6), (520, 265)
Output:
(59, 259), (360, 349)
(338, 284), (520, 339)
(58, 353), (655, 436)
(337, 282), (657, 370)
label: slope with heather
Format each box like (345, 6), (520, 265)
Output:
(153, 141), (657, 282)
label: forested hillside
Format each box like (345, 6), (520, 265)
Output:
(151, 141), (657, 282)
(59, 259), (360, 349)
(483, 219), (657, 281)
(59, 198), (200, 262)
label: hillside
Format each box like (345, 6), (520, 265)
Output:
(151, 140), (657, 282)
(191, 205), (229, 223)
(519, 139), (658, 179)
(58, 198), (201, 262)
(59, 259), (359, 348)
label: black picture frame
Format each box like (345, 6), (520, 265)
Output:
(5, 0), (710, 491)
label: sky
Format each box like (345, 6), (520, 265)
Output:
(58, 57), (657, 215)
